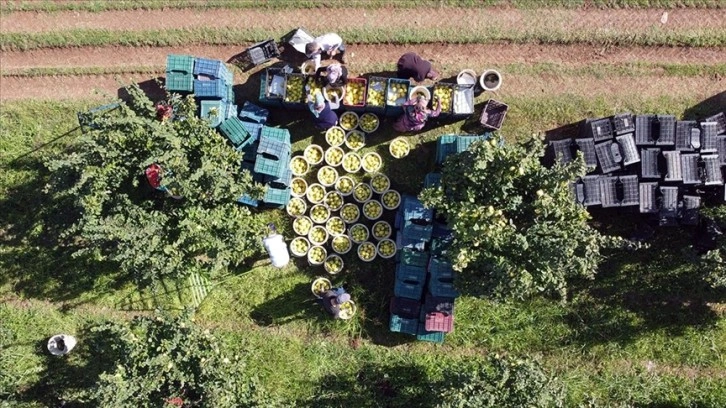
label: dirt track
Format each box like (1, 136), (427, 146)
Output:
(3, 8), (723, 33)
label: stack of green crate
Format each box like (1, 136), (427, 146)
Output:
(166, 54), (194, 93)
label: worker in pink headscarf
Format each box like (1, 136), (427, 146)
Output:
(393, 94), (442, 133)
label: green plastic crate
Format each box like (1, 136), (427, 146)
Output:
(165, 71), (194, 93)
(416, 323), (445, 343)
(200, 100), (224, 128)
(167, 54), (194, 74)
(435, 135), (458, 165)
(219, 116), (251, 147)
(263, 185), (291, 206)
(260, 126), (291, 144)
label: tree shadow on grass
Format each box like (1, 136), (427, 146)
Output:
(564, 223), (725, 347)
(12, 325), (121, 407)
(304, 361), (439, 408)
(0, 156), (128, 307)
(250, 281), (332, 327)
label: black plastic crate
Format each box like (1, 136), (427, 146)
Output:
(480, 99), (508, 131)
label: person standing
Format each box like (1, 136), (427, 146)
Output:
(305, 32), (347, 69)
(307, 90), (338, 130)
(314, 63), (348, 88)
(396, 52), (439, 83)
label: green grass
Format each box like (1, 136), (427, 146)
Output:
(2, 24), (724, 52)
(2, 87), (726, 406)
(2, 0), (723, 13)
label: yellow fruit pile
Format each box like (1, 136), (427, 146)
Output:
(308, 246), (327, 264)
(332, 235), (352, 254)
(340, 203), (359, 223)
(290, 156), (309, 176)
(357, 242), (376, 261)
(336, 176), (354, 195)
(293, 216), (313, 235)
(363, 200), (382, 220)
(381, 190), (401, 209)
(377, 239), (396, 258)
(433, 85), (454, 112)
(344, 81), (366, 106)
(353, 183), (372, 202)
(310, 204), (330, 224)
(286, 197), (306, 216)
(306, 183), (326, 203)
(345, 130), (365, 151)
(324, 254), (344, 274)
(325, 217), (345, 236)
(372, 221), (391, 240)
(366, 79), (386, 107)
(389, 138), (410, 159)
(290, 237), (310, 256)
(359, 113), (379, 133)
(309, 225), (328, 245)
(325, 146), (344, 167)
(349, 224), (369, 243)
(340, 111), (358, 130)
(362, 152), (382, 173)
(387, 82), (408, 106)
(342, 152), (362, 173)
(325, 126), (345, 147)
(284, 75), (304, 103)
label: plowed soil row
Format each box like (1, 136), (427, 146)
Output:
(2, 7), (723, 34)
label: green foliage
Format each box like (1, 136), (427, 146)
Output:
(437, 354), (565, 408)
(44, 84), (266, 286)
(88, 311), (273, 407)
(420, 135), (616, 300)
(699, 205), (726, 289)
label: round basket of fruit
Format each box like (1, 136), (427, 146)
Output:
(335, 176), (355, 196)
(377, 238), (397, 259)
(338, 300), (357, 320)
(361, 152), (382, 173)
(369, 173), (390, 194)
(409, 85), (431, 101)
(306, 183), (326, 204)
(362, 199), (383, 221)
(309, 204), (330, 224)
(342, 152), (362, 173)
(317, 166), (339, 188)
(308, 225), (329, 246)
(325, 216), (346, 237)
(340, 203), (360, 224)
(389, 138), (410, 159)
(381, 190), (401, 210)
(372, 221), (392, 240)
(324, 254), (344, 275)
(345, 130), (366, 151)
(325, 146), (344, 167)
(304, 144), (324, 166)
(286, 197), (307, 217)
(325, 126), (346, 147)
(340, 111), (359, 131)
(290, 156), (309, 176)
(359, 113), (379, 133)
(290, 236), (310, 257)
(353, 182), (373, 203)
(324, 190), (344, 211)
(323, 86), (344, 106)
(357, 242), (377, 262)
(331, 234), (352, 255)
(349, 223), (369, 244)
(311, 277), (332, 298)
(308, 245), (327, 266)
(293, 216), (313, 236)
(290, 177), (308, 198)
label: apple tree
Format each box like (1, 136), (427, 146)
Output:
(420, 135), (617, 300)
(44, 84), (267, 286)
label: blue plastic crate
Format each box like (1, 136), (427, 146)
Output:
(394, 278), (425, 300)
(165, 71), (194, 93)
(396, 263), (427, 283)
(399, 194), (434, 222)
(193, 58), (229, 80)
(385, 78), (410, 118)
(254, 157), (286, 179)
(428, 257), (454, 280)
(237, 194), (259, 207)
(428, 277), (459, 298)
(423, 172), (441, 188)
(227, 84), (235, 102)
(260, 126), (291, 144)
(239, 140), (259, 163)
(402, 219), (433, 242)
(167, 54), (194, 74)
(416, 323), (445, 343)
(194, 79), (227, 100)
(456, 135), (488, 153)
(239, 101), (269, 124)
(397, 248), (430, 268)
(263, 185), (291, 206)
(225, 103), (238, 119)
(395, 233), (427, 252)
(432, 221), (452, 238)
(219, 116), (252, 147)
(240, 121), (263, 143)
(264, 166), (292, 187)
(365, 76), (388, 115)
(200, 100), (224, 127)
(389, 314), (419, 335)
(430, 235), (453, 257)
(390, 297), (421, 320)
(436, 135), (459, 165)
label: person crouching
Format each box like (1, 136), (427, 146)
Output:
(307, 90), (338, 130)
(393, 94), (441, 133)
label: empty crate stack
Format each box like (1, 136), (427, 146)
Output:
(193, 57), (236, 127)
(435, 134), (492, 166)
(554, 110), (726, 226)
(165, 54), (194, 93)
(389, 194), (458, 343)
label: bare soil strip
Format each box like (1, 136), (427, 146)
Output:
(2, 8), (723, 34)
(1, 72), (720, 102)
(2, 44), (725, 71)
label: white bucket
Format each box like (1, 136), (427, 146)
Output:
(409, 86), (431, 102)
(479, 69), (502, 92)
(457, 69), (477, 86)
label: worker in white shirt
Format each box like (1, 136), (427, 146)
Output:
(305, 32), (347, 70)
(262, 224), (289, 268)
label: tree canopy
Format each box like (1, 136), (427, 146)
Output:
(45, 85), (266, 285)
(420, 135), (616, 300)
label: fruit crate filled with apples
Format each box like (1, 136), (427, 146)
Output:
(343, 77), (367, 112)
(432, 82), (455, 116)
(283, 73), (306, 109)
(365, 76), (388, 115)
(385, 78), (410, 117)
